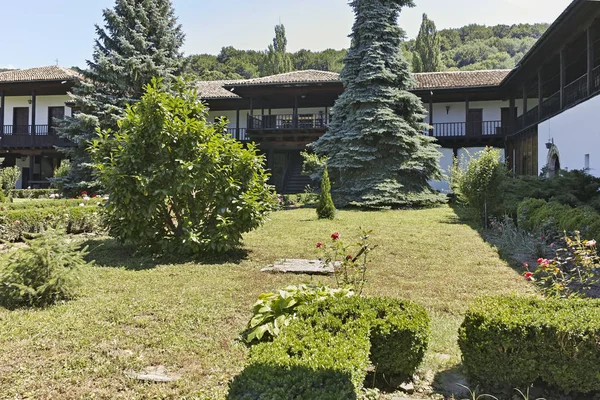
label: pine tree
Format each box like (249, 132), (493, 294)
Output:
(412, 14), (443, 72)
(316, 166), (336, 219)
(311, 0), (445, 209)
(55, 0), (185, 194)
(260, 24), (294, 76)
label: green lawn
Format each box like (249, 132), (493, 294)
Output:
(0, 206), (533, 399)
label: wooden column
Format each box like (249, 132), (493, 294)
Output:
(0, 90), (4, 134)
(509, 97), (516, 133)
(522, 84), (527, 119)
(249, 97), (254, 116)
(293, 95), (298, 128)
(465, 96), (469, 135)
(538, 69), (543, 120)
(560, 48), (566, 109)
(30, 90), (36, 145)
(588, 25), (595, 94)
(235, 108), (240, 140)
(28, 155), (34, 186)
(428, 95), (434, 136)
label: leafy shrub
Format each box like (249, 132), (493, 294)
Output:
(517, 198), (600, 241)
(524, 233), (600, 298)
(51, 160), (71, 191)
(0, 206), (103, 242)
(451, 147), (507, 226)
(0, 231), (91, 308)
(230, 296), (430, 398)
(243, 284), (354, 344)
(459, 296), (600, 393)
(90, 79), (276, 254)
(0, 166), (21, 195)
(317, 230), (376, 295)
(317, 166), (336, 219)
(9, 189), (58, 199)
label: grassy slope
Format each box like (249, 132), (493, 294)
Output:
(0, 206), (533, 399)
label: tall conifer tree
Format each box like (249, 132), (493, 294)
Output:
(412, 14), (443, 72)
(55, 0), (184, 193)
(311, 0), (444, 208)
(260, 24), (293, 76)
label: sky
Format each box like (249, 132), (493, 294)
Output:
(0, 0), (573, 70)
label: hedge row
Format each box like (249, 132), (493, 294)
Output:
(0, 206), (104, 242)
(8, 189), (58, 199)
(228, 296), (430, 399)
(0, 199), (104, 212)
(517, 198), (600, 240)
(459, 296), (600, 393)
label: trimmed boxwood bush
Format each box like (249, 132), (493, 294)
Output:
(9, 189), (58, 199)
(228, 296), (430, 399)
(517, 198), (600, 240)
(0, 199), (104, 212)
(459, 296), (600, 393)
(0, 206), (103, 242)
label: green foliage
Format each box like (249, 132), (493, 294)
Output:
(317, 230), (376, 295)
(229, 296), (430, 398)
(301, 150), (326, 182)
(412, 14), (442, 72)
(317, 166), (336, 219)
(459, 296), (600, 393)
(1, 166), (21, 195)
(0, 205), (103, 242)
(525, 233), (600, 298)
(260, 24), (294, 76)
(51, 160), (71, 191)
(0, 230), (91, 308)
(57, 0), (185, 193)
(312, 0), (444, 209)
(243, 284), (354, 344)
(90, 79), (276, 254)
(9, 189), (59, 199)
(516, 198), (600, 241)
(451, 147), (507, 225)
(0, 198), (103, 212)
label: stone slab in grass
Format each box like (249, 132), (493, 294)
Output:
(125, 365), (180, 383)
(261, 259), (334, 275)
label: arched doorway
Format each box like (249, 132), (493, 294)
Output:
(546, 145), (560, 178)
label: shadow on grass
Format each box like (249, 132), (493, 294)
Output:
(83, 238), (250, 271)
(226, 363), (357, 399)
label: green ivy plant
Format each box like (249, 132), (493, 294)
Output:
(243, 284), (354, 344)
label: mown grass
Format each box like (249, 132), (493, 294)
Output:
(0, 206), (533, 399)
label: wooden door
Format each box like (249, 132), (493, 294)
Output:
(466, 109), (483, 137)
(48, 106), (65, 135)
(13, 107), (29, 134)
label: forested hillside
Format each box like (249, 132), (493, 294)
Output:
(185, 22), (549, 81)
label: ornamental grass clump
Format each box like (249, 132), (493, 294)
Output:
(0, 230), (90, 308)
(89, 79), (277, 255)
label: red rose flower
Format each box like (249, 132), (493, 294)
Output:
(346, 255), (353, 261)
(524, 272), (534, 281)
(316, 242), (323, 248)
(537, 258), (543, 264)
(81, 191), (88, 196)
(541, 236), (546, 241)
(523, 262), (529, 268)
(331, 232), (340, 240)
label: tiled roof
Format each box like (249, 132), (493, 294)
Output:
(196, 69), (514, 100)
(413, 69), (512, 90)
(196, 79), (243, 99)
(0, 66), (83, 84)
(226, 70), (341, 87)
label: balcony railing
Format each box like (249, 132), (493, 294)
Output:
(225, 128), (249, 142)
(564, 73), (588, 108)
(0, 125), (72, 148)
(430, 121), (505, 138)
(541, 91), (560, 119)
(248, 114), (330, 131)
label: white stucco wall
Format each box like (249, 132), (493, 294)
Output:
(538, 95), (600, 177)
(2, 95), (72, 125)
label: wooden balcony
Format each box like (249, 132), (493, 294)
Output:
(248, 113), (329, 132)
(429, 121), (507, 145)
(0, 125), (73, 149)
